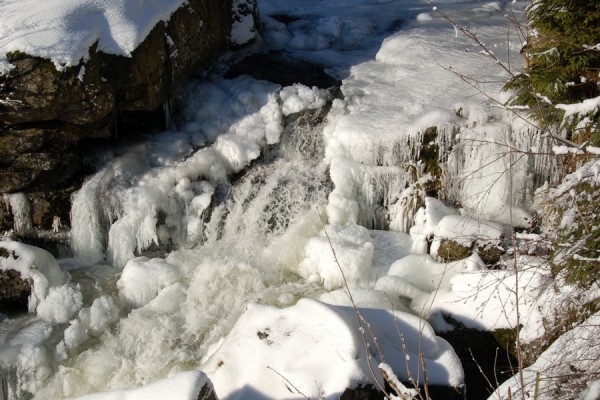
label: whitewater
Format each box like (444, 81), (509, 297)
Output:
(3, 0), (594, 399)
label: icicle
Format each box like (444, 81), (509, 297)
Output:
(5, 193), (33, 234)
(71, 173), (112, 264)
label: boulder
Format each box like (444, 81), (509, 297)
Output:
(0, 0), (256, 194)
(0, 0), (259, 243)
(0, 266), (31, 314)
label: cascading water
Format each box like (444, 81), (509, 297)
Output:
(4, 76), (335, 400)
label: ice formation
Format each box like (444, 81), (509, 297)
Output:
(1, 0), (590, 399)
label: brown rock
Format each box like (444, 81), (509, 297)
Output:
(0, 265), (31, 314)
(0, 0), (246, 194)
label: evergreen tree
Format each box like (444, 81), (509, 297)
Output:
(504, 0), (600, 145)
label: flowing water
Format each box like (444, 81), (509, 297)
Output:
(2, 76), (341, 400)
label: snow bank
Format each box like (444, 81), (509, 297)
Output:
(319, 287), (413, 313)
(71, 371), (214, 400)
(370, 253), (553, 332)
(491, 313), (600, 400)
(0, 0), (188, 73)
(203, 298), (463, 399)
(414, 260), (550, 331)
(309, 0), (545, 227)
(0, 240), (68, 312)
(384, 254), (485, 294)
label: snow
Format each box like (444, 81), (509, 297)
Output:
(414, 261), (550, 331)
(231, 0), (258, 46)
(581, 380), (600, 400)
(280, 84), (329, 116)
(0, 240), (68, 312)
(556, 95), (600, 118)
(491, 312), (600, 400)
(63, 319), (89, 351)
(409, 197), (460, 254)
(298, 224), (374, 290)
(70, 371), (213, 400)
(429, 214), (503, 258)
(378, 362), (418, 399)
(203, 298), (463, 399)
(0, 0), (188, 73)
(1, 0), (597, 399)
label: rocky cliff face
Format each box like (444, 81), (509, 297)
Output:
(0, 0), (258, 236)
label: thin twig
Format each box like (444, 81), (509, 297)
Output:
(316, 208), (391, 398)
(266, 366), (310, 399)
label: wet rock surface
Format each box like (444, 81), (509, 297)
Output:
(224, 51), (341, 88)
(439, 318), (518, 400)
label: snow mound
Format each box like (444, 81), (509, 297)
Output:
(491, 312), (600, 400)
(0, 0), (188, 73)
(409, 197), (460, 254)
(385, 253), (485, 293)
(36, 284), (83, 324)
(71, 371), (214, 400)
(429, 214), (504, 258)
(203, 298), (463, 399)
(414, 259), (551, 331)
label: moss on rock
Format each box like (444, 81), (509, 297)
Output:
(436, 239), (472, 262)
(477, 242), (505, 266)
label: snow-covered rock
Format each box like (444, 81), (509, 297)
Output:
(0, 240), (68, 313)
(71, 371), (218, 400)
(0, 0), (257, 195)
(203, 298), (464, 399)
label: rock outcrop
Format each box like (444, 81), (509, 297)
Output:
(0, 0), (255, 194)
(0, 0), (258, 236)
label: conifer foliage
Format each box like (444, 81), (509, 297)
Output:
(504, 0), (600, 145)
